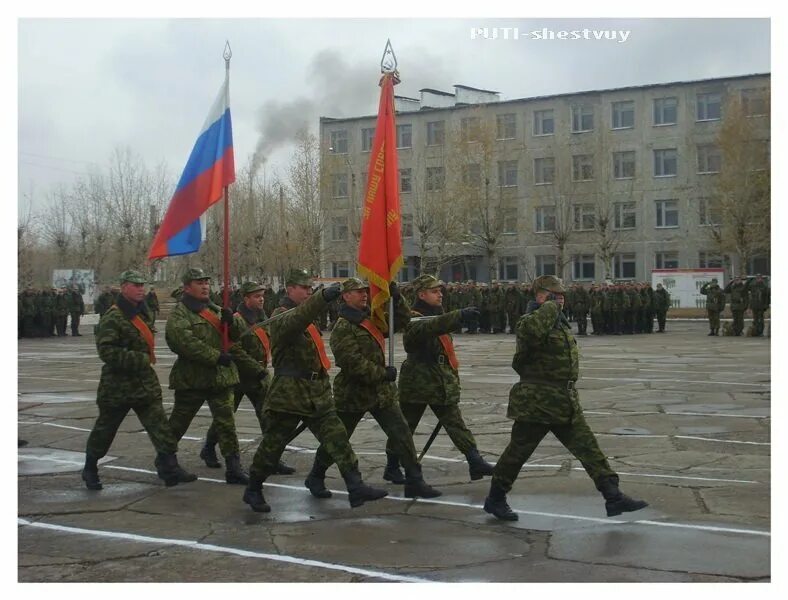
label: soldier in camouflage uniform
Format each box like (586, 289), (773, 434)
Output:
(572, 284), (590, 336)
(505, 283), (520, 334)
(20, 287), (37, 338)
(654, 283), (671, 332)
(589, 284), (603, 335)
(483, 275), (648, 521)
(489, 281), (506, 334)
(384, 274), (496, 482)
(700, 278), (726, 336)
(243, 269), (388, 513)
(305, 278), (441, 500)
(82, 270), (196, 491)
(94, 286), (114, 317)
(725, 277), (749, 336)
(746, 275), (769, 336)
(67, 285), (85, 336)
(478, 283), (491, 333)
(53, 288), (69, 336)
(145, 287), (160, 323)
(166, 268), (249, 485)
(37, 289), (54, 337)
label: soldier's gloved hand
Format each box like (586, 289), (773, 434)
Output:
(258, 370), (268, 382)
(322, 282), (342, 302)
(220, 307), (234, 325)
(389, 281), (401, 300)
(460, 306), (480, 323)
(384, 366), (398, 382)
(217, 352), (234, 367)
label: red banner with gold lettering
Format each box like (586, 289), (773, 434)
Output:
(356, 72), (403, 334)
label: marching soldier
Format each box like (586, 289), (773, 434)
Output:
(700, 278), (726, 336)
(384, 274), (495, 483)
(243, 269), (388, 513)
(82, 270), (196, 490)
(653, 283), (671, 333)
(483, 275), (648, 521)
(305, 277), (441, 500)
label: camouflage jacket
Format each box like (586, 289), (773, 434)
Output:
(399, 299), (463, 406)
(330, 297), (411, 413)
(265, 291), (334, 417)
(725, 281), (748, 311)
(627, 289), (641, 311)
(54, 293), (69, 317)
(488, 287), (505, 312)
(20, 293), (37, 318)
(746, 280), (769, 311)
(229, 303), (268, 387)
(700, 283), (726, 312)
(654, 288), (671, 311)
(95, 292), (114, 316)
(504, 287), (520, 311)
(67, 291), (85, 314)
(145, 292), (159, 312)
(507, 300), (582, 425)
(165, 293), (242, 390)
(95, 297), (161, 404)
(234, 323), (272, 397)
(573, 287), (591, 313)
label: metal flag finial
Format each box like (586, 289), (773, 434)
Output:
(380, 39), (397, 74)
(224, 41), (232, 69)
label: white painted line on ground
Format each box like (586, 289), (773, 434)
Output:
(583, 376), (769, 388)
(16, 518), (431, 583)
(18, 375), (101, 383)
(582, 366), (769, 377)
(17, 421), (255, 443)
(674, 435), (770, 446)
(664, 411), (769, 419)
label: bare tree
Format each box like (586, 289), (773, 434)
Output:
(39, 186), (72, 268)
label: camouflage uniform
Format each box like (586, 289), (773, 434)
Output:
(37, 290), (54, 337)
(505, 284), (520, 334)
(572, 285), (590, 335)
(20, 289), (37, 338)
(53, 290), (69, 336)
(67, 288), (85, 336)
(725, 278), (748, 336)
(654, 285), (671, 332)
(488, 282), (506, 333)
(746, 277), (769, 336)
(145, 289), (160, 322)
(700, 280), (726, 335)
(94, 288), (115, 317)
(626, 286), (641, 334)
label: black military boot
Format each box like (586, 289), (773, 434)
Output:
(383, 452), (405, 484)
(342, 468), (388, 508)
(225, 453), (250, 485)
(243, 475), (271, 513)
(304, 461), (332, 499)
(155, 452), (197, 487)
(483, 480), (518, 521)
(466, 447), (495, 480)
(199, 439), (222, 468)
(275, 460), (296, 475)
(596, 476), (648, 517)
(708, 329), (715, 336)
(403, 463), (442, 499)
(81, 454), (102, 490)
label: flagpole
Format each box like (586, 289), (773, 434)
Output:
(222, 41), (232, 351)
(382, 39), (398, 369)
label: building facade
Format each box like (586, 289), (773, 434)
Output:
(319, 74), (770, 283)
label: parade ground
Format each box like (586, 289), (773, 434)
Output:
(17, 319), (770, 583)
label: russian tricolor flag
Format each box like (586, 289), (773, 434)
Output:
(148, 74), (235, 259)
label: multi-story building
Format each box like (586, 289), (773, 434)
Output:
(319, 73), (770, 283)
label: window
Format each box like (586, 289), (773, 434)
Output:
(655, 251), (679, 269)
(502, 209), (518, 233)
(462, 163), (482, 187)
(698, 198), (722, 226)
(497, 114), (516, 140)
(498, 160), (518, 187)
(331, 216), (348, 241)
(401, 213), (413, 238)
(613, 151), (636, 179)
(572, 154), (594, 181)
(612, 101), (634, 129)
(741, 88), (768, 117)
(535, 255), (556, 276)
(331, 173), (348, 198)
(534, 157), (555, 184)
(426, 121), (445, 146)
(331, 261), (350, 278)
(573, 254), (596, 280)
(425, 166), (445, 192)
(698, 251), (727, 269)
(654, 148), (678, 177)
(697, 144), (721, 174)
(534, 110), (554, 135)
(499, 256), (519, 280)
(535, 206), (556, 232)
(614, 202), (637, 230)
(571, 105), (594, 132)
(460, 117), (480, 142)
(614, 253), (637, 279)
(573, 204), (596, 231)
(655, 200), (679, 228)
(396, 124), (412, 149)
(697, 92), (721, 121)
(329, 130), (348, 154)
(653, 97), (678, 125)
(361, 128), (375, 152)
(399, 168), (412, 193)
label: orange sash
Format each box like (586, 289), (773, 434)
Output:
(306, 324), (331, 371)
(130, 314), (156, 365)
(199, 308), (223, 334)
(252, 326), (271, 367)
(438, 334), (459, 370)
(359, 319), (386, 355)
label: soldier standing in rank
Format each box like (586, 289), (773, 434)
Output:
(572, 284), (590, 336)
(700, 278), (726, 336)
(165, 268), (249, 485)
(82, 270), (196, 490)
(746, 275), (770, 337)
(304, 277), (441, 500)
(483, 275), (648, 521)
(653, 283), (671, 333)
(725, 277), (749, 336)
(20, 287), (37, 338)
(67, 285), (85, 336)
(242, 269), (388, 513)
(384, 274), (496, 483)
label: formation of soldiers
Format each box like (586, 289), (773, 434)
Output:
(18, 286), (85, 338)
(700, 275), (770, 337)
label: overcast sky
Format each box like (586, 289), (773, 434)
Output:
(17, 18), (770, 215)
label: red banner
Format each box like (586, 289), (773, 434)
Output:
(356, 72), (403, 334)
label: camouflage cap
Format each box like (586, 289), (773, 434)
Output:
(119, 269), (147, 284)
(411, 274), (443, 293)
(240, 281), (265, 295)
(532, 275), (566, 294)
(286, 268), (313, 287)
(182, 267), (210, 284)
(341, 277), (369, 293)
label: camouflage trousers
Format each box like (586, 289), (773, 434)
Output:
(86, 396), (177, 458)
(655, 310), (667, 331)
(69, 312), (81, 335)
(251, 409), (358, 481)
(205, 382), (266, 446)
(492, 417), (616, 494)
(752, 310), (766, 336)
(732, 309), (745, 335)
(386, 402), (477, 457)
(707, 310), (721, 331)
(55, 316), (67, 336)
(169, 387), (239, 456)
(314, 404), (419, 471)
(575, 311), (588, 335)
(507, 311), (519, 333)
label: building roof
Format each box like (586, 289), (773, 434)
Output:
(453, 84), (500, 94)
(419, 88), (455, 97)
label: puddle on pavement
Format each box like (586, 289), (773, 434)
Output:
(609, 427), (652, 435)
(19, 392), (95, 404)
(18, 448), (115, 475)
